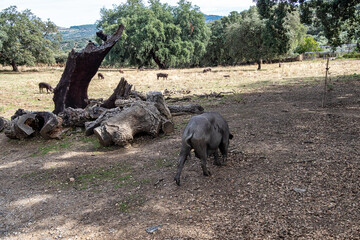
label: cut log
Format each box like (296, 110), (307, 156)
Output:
(0, 117), (10, 132)
(167, 104), (204, 116)
(53, 24), (125, 114)
(101, 77), (133, 109)
(94, 102), (162, 146)
(4, 110), (62, 140)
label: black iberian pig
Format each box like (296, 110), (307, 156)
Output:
(174, 112), (233, 186)
(38, 82), (54, 93)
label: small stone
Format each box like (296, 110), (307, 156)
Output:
(69, 177), (75, 182)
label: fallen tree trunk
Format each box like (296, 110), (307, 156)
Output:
(167, 104), (204, 116)
(85, 107), (123, 136)
(94, 102), (163, 147)
(59, 106), (107, 127)
(53, 24), (125, 114)
(4, 109), (62, 140)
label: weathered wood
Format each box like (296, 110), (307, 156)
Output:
(4, 110), (62, 140)
(58, 106), (107, 127)
(101, 77), (133, 109)
(85, 107), (123, 136)
(94, 102), (162, 146)
(53, 24), (125, 114)
(167, 104), (204, 116)
(0, 117), (10, 132)
(146, 91), (172, 120)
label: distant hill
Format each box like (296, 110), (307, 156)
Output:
(205, 15), (223, 23)
(58, 24), (97, 52)
(58, 16), (222, 52)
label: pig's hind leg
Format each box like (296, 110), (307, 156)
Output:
(174, 145), (191, 186)
(213, 150), (223, 166)
(219, 141), (229, 165)
(195, 146), (211, 177)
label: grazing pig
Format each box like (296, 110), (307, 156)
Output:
(203, 68), (212, 73)
(98, 73), (104, 79)
(38, 82), (54, 93)
(157, 73), (168, 80)
(174, 112), (233, 186)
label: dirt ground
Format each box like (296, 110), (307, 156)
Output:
(1, 79), (359, 239)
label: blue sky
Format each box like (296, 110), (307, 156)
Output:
(0, 0), (255, 28)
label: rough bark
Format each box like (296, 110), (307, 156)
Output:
(147, 91), (174, 134)
(94, 102), (163, 147)
(146, 91), (172, 120)
(53, 24), (125, 114)
(0, 117), (10, 132)
(101, 77), (133, 109)
(59, 105), (107, 127)
(167, 104), (204, 116)
(85, 107), (123, 136)
(4, 110), (62, 140)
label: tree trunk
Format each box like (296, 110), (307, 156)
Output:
(11, 60), (19, 72)
(257, 59), (262, 70)
(53, 24), (125, 114)
(150, 49), (167, 69)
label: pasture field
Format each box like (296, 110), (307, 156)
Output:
(0, 59), (359, 118)
(0, 59), (360, 239)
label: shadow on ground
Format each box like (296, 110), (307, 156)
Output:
(0, 78), (359, 239)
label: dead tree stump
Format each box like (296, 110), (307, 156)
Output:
(53, 24), (125, 114)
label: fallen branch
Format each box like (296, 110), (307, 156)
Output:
(168, 104), (204, 116)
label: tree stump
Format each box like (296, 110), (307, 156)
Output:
(53, 24), (125, 114)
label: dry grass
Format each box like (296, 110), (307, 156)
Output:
(0, 59), (359, 118)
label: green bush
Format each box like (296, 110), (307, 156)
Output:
(342, 51), (360, 59)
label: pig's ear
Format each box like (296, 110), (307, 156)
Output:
(229, 133), (233, 139)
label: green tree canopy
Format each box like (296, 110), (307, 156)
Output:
(202, 11), (241, 66)
(97, 0), (210, 69)
(225, 7), (305, 70)
(225, 8), (268, 70)
(0, 6), (61, 71)
(255, 0), (360, 48)
(295, 35), (322, 54)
